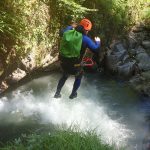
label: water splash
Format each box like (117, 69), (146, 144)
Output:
(0, 75), (134, 147)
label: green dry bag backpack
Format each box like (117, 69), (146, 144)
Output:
(60, 30), (82, 58)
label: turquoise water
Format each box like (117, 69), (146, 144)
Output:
(0, 72), (147, 149)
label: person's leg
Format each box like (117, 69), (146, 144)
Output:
(54, 73), (69, 98)
(69, 72), (83, 99)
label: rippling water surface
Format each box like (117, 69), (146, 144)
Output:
(0, 72), (148, 149)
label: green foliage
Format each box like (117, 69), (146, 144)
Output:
(1, 128), (120, 150)
(47, 0), (94, 33)
(0, 0), (27, 77)
(125, 0), (149, 25)
(142, 1), (150, 25)
(0, 1), (25, 38)
(0, 0), (92, 70)
(0, 0), (149, 79)
(83, 0), (149, 45)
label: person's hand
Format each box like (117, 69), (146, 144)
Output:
(95, 37), (100, 42)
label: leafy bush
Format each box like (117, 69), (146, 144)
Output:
(83, 0), (149, 45)
(0, 0), (149, 80)
(0, 0), (90, 78)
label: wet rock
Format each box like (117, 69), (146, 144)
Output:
(135, 46), (146, 54)
(117, 61), (136, 77)
(105, 23), (150, 96)
(136, 48), (150, 71)
(128, 35), (138, 49)
(128, 49), (137, 57)
(122, 55), (130, 63)
(105, 53), (118, 72)
(105, 42), (135, 77)
(113, 42), (127, 52)
(142, 40), (150, 49)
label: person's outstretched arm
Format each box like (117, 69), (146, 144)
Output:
(83, 35), (101, 53)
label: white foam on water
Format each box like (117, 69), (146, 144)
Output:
(0, 76), (134, 147)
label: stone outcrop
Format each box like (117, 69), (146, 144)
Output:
(105, 42), (137, 78)
(0, 54), (59, 94)
(105, 24), (150, 96)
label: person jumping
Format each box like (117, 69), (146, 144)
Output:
(54, 18), (101, 99)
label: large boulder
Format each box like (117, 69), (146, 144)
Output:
(135, 46), (150, 71)
(105, 23), (150, 96)
(105, 42), (136, 77)
(117, 60), (136, 77)
(128, 36), (138, 49)
(105, 50), (120, 72)
(106, 42), (127, 69)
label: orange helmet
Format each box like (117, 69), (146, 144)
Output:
(79, 18), (92, 31)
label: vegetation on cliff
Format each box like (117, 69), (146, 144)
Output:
(0, 0), (149, 82)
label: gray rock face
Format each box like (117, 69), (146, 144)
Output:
(134, 46), (150, 71)
(136, 52), (150, 71)
(117, 61), (136, 77)
(135, 46), (146, 54)
(142, 40), (150, 49)
(105, 42), (136, 77)
(105, 24), (150, 96)
(106, 52), (118, 72)
(128, 36), (138, 49)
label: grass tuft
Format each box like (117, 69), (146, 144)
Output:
(0, 127), (124, 150)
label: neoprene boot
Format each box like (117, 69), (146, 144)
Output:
(69, 77), (81, 99)
(69, 92), (77, 99)
(54, 92), (61, 98)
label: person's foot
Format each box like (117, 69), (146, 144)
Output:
(54, 92), (61, 98)
(69, 92), (77, 99)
